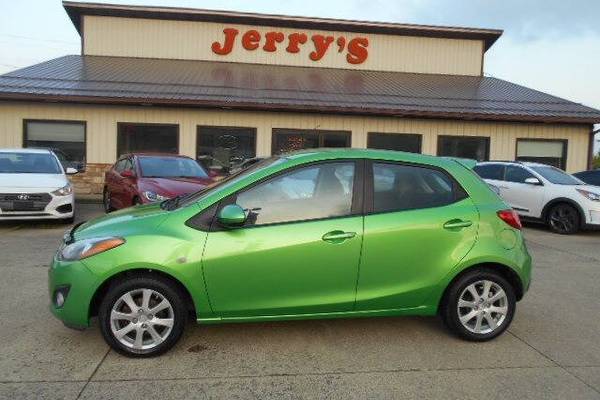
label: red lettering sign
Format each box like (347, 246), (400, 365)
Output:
(210, 28), (369, 64)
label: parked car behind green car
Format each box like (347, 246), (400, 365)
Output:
(49, 149), (532, 357)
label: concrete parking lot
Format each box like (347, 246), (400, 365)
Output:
(0, 203), (599, 399)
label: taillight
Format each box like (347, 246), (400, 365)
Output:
(497, 209), (522, 230)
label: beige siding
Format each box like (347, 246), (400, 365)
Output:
(83, 16), (483, 76)
(0, 102), (590, 172)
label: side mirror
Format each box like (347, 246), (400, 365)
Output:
(524, 177), (542, 185)
(65, 167), (78, 175)
(121, 170), (135, 178)
(217, 204), (247, 227)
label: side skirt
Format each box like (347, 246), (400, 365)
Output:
(197, 305), (437, 325)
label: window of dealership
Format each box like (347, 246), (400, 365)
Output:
(0, 1), (598, 196)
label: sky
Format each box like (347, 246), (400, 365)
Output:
(1, 0), (599, 151)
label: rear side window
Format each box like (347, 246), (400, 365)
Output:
(372, 163), (460, 213)
(473, 164), (504, 180)
(505, 165), (536, 183)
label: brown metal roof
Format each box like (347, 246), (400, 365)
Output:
(1, 55), (599, 124)
(62, 1), (502, 51)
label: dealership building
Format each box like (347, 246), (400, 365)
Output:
(1, 1), (599, 196)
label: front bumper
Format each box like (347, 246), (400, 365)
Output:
(48, 253), (100, 328)
(0, 192), (74, 220)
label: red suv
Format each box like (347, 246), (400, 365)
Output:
(103, 153), (214, 212)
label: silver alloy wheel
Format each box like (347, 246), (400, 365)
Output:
(110, 288), (174, 351)
(457, 280), (508, 334)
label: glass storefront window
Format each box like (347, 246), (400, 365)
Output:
(272, 129), (350, 155)
(117, 123), (179, 157)
(24, 120), (86, 170)
(437, 136), (490, 161)
(516, 139), (567, 169)
(196, 126), (256, 173)
(367, 132), (422, 153)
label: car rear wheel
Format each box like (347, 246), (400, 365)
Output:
(103, 188), (113, 213)
(98, 275), (187, 357)
(441, 269), (516, 341)
(547, 203), (580, 235)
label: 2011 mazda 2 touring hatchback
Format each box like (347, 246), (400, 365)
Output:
(49, 149), (531, 357)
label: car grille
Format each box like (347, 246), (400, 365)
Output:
(0, 193), (52, 212)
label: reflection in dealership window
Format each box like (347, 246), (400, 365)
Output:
(236, 162), (355, 226)
(24, 120), (86, 170)
(437, 136), (490, 161)
(516, 139), (566, 169)
(272, 129), (350, 155)
(117, 123), (179, 156)
(196, 126), (256, 174)
(367, 132), (422, 153)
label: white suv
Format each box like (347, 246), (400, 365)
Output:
(474, 161), (600, 234)
(0, 149), (76, 223)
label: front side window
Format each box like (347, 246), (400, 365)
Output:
(196, 126), (256, 173)
(372, 162), (458, 213)
(236, 162), (355, 226)
(272, 129), (350, 155)
(473, 164), (504, 180)
(516, 139), (567, 169)
(117, 123), (178, 156)
(505, 165), (536, 183)
(24, 120), (85, 170)
(437, 136), (490, 161)
(0, 152), (62, 174)
(367, 133), (422, 153)
(139, 156), (208, 178)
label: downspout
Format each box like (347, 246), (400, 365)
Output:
(590, 125), (600, 170)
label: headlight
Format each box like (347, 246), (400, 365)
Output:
(59, 237), (125, 261)
(52, 184), (73, 196)
(143, 191), (170, 202)
(576, 188), (600, 201)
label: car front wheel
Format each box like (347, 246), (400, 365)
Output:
(547, 203), (580, 235)
(441, 269), (516, 341)
(103, 188), (113, 213)
(98, 275), (187, 357)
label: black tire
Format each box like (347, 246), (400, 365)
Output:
(547, 203), (580, 235)
(441, 269), (516, 342)
(103, 188), (113, 213)
(98, 275), (187, 357)
(61, 215), (75, 225)
(132, 196), (141, 206)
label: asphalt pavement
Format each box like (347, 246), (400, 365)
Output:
(0, 204), (599, 399)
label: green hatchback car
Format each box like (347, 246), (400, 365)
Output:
(49, 149), (531, 357)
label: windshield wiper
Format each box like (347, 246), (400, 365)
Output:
(160, 194), (187, 211)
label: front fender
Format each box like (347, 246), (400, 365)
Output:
(81, 232), (213, 321)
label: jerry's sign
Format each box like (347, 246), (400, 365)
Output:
(211, 28), (369, 64)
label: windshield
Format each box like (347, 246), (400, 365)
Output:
(165, 156), (286, 210)
(139, 156), (209, 178)
(0, 152), (62, 174)
(530, 165), (583, 185)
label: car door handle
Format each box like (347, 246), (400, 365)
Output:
(322, 230), (356, 243)
(443, 219), (473, 230)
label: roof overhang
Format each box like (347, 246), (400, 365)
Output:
(62, 1), (503, 51)
(0, 92), (596, 125)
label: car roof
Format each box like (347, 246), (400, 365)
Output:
(477, 160), (550, 168)
(122, 152), (193, 159)
(0, 148), (53, 154)
(281, 148), (457, 168)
